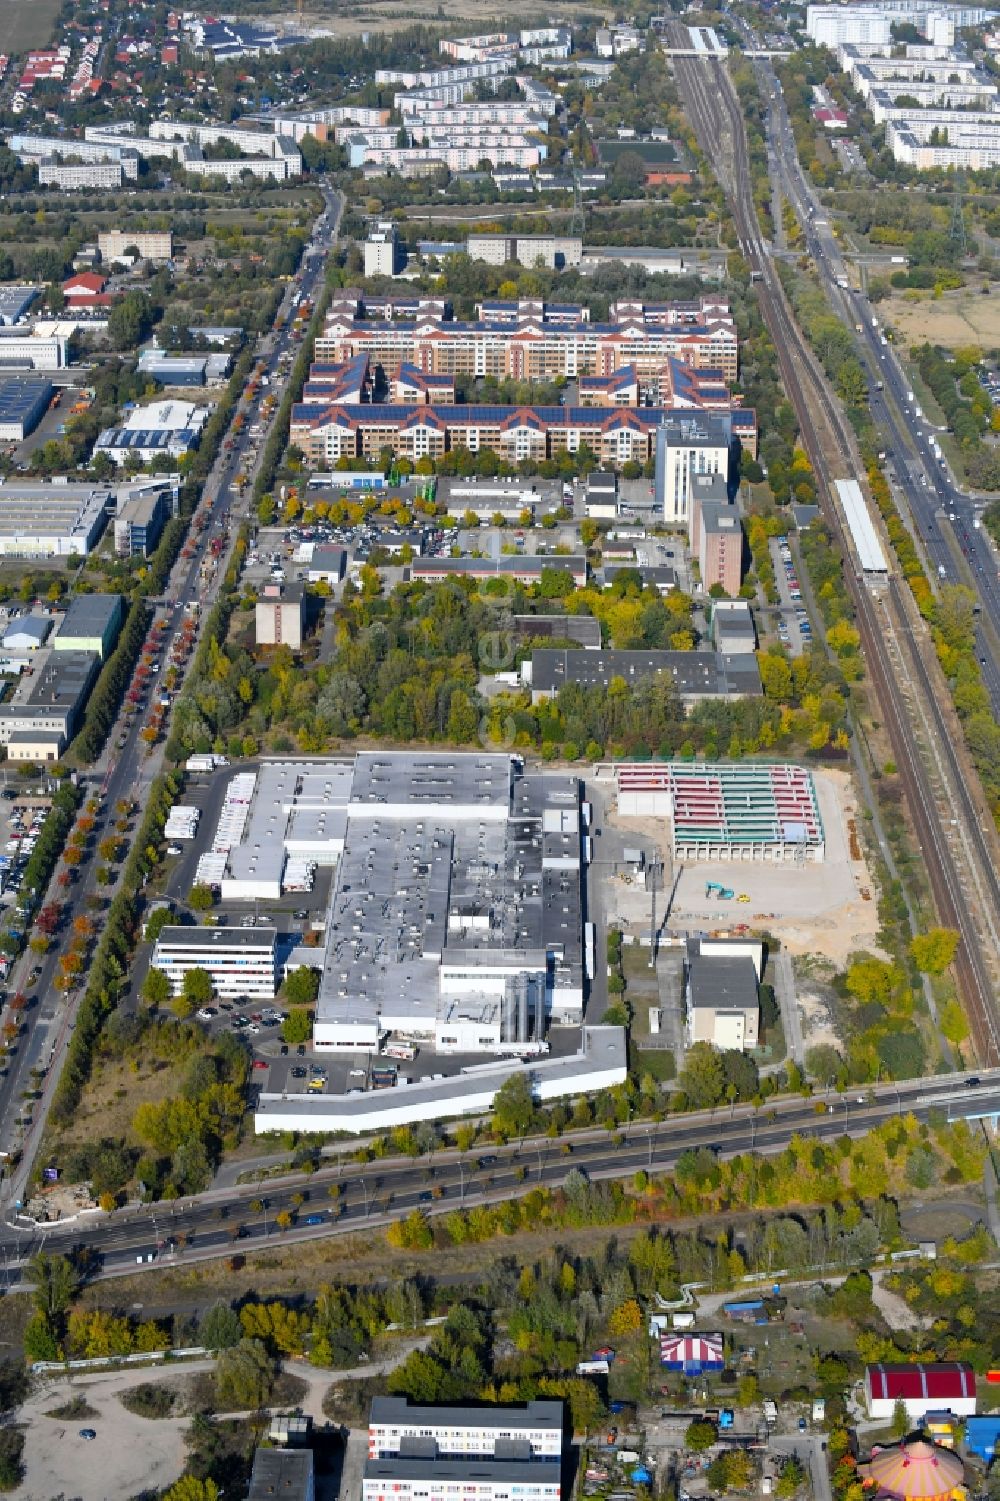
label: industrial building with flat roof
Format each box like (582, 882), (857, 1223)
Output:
(0, 478), (109, 557)
(52, 592), (123, 660)
(0, 378), (53, 441)
(0, 285), (40, 326)
(0, 648), (99, 759)
(525, 649), (761, 704)
(95, 399), (209, 466)
(192, 754), (585, 1054)
(256, 1025), (626, 1135)
(614, 761), (825, 862)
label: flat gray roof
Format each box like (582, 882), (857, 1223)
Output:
(155, 925), (278, 951)
(56, 592), (121, 639)
(688, 954), (758, 1011)
(530, 649), (761, 698)
(370, 1397), (563, 1431)
(3, 648), (98, 710)
(258, 1027), (625, 1126)
(248, 1448), (313, 1501)
(512, 613), (602, 649)
(0, 377), (51, 423)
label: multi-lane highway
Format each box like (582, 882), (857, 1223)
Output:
(753, 48), (1000, 709)
(0, 185), (341, 1201)
(1, 1069), (997, 1285)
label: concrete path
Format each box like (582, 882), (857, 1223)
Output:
(775, 948), (804, 1066)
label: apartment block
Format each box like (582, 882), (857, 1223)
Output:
(291, 400), (747, 471)
(364, 222), (405, 278)
(466, 234), (582, 269)
(315, 301), (738, 382)
(256, 582), (306, 651)
(369, 1398), (562, 1461)
(99, 230), (173, 261)
(9, 132), (140, 178)
(38, 161), (126, 190)
(655, 416), (733, 524)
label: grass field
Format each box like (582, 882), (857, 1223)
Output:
(269, 0), (604, 36)
(882, 287), (1000, 352)
(1, 0), (61, 54)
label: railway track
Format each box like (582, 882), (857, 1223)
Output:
(673, 45), (1000, 1063)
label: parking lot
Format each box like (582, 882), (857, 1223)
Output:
(769, 536), (812, 655)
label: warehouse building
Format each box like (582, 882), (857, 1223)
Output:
(193, 753), (586, 1051)
(0, 648), (100, 759)
(95, 399), (209, 466)
(136, 349), (232, 386)
(685, 948), (760, 1051)
(0, 479), (109, 557)
(53, 592), (123, 660)
(411, 556), (587, 588)
(0, 378), (53, 441)
(524, 648), (761, 704)
(0, 285), (40, 326)
(151, 926), (280, 1000)
(0, 327), (71, 370)
(864, 1364), (977, 1422)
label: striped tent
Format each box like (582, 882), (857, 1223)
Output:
(659, 1332), (724, 1373)
(861, 1440), (964, 1501)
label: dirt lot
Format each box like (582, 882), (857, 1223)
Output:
(13, 1366), (189, 1500)
(882, 287), (1000, 352)
(609, 768), (879, 968)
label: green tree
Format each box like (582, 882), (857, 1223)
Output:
(164, 1479), (220, 1501)
(677, 1042), (726, 1109)
(909, 928), (960, 975)
(776, 1457), (805, 1498)
(142, 968), (172, 1007)
(491, 1072), (536, 1139)
(182, 968), (214, 1007)
(188, 884), (215, 912)
(890, 1398), (909, 1439)
(215, 1338), (275, 1410)
(282, 1009), (312, 1045)
(685, 1419), (718, 1452)
(283, 966), (320, 1006)
(28, 1252), (79, 1321)
(198, 1301), (242, 1351)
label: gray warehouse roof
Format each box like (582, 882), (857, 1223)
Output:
(687, 954), (759, 1011)
(0, 377), (52, 424)
(530, 648), (761, 698)
(56, 592), (122, 641)
(0, 285), (40, 325)
(247, 1448), (314, 1501)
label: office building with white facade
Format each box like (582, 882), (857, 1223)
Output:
(151, 926), (280, 999)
